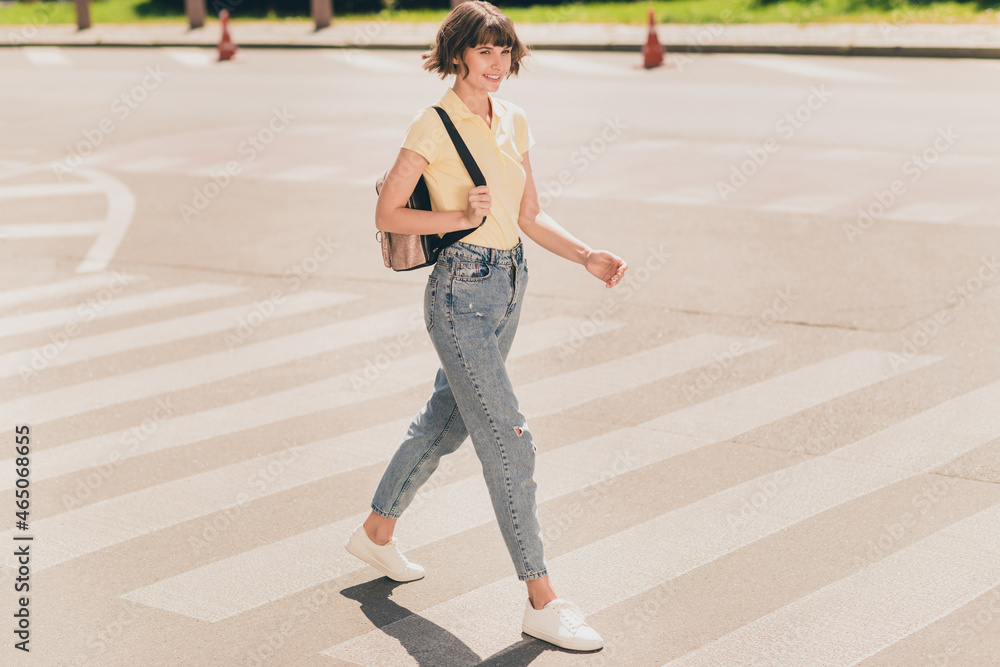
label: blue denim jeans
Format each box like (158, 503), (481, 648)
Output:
(370, 240), (547, 581)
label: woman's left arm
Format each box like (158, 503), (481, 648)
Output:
(517, 150), (628, 288)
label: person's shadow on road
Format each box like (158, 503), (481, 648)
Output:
(341, 578), (566, 666)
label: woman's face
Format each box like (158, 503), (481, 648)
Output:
(454, 43), (512, 92)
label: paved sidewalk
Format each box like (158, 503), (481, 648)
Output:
(3, 18), (1000, 58)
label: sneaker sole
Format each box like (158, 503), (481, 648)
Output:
(344, 539), (425, 583)
(521, 624), (603, 651)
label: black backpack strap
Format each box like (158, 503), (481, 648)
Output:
(432, 105), (487, 188)
(432, 105), (488, 230)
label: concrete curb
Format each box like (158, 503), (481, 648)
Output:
(9, 42), (999, 59)
(3, 20), (999, 59)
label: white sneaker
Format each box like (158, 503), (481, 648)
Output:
(522, 597), (604, 651)
(344, 523), (425, 582)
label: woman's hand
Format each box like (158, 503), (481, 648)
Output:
(584, 250), (628, 288)
(463, 185), (491, 229)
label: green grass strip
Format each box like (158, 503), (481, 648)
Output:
(1, 0), (997, 27)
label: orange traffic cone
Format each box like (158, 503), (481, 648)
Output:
(642, 9), (664, 69)
(218, 9), (238, 62)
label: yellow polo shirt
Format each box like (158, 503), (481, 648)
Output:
(400, 87), (535, 250)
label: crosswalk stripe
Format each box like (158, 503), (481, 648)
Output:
(0, 290), (361, 380)
(3, 305), (621, 427)
(0, 221), (105, 239)
(617, 140), (684, 152)
(114, 156), (190, 173)
(647, 188), (720, 206)
(122, 427), (699, 622)
(320, 349), (941, 664)
(811, 147), (886, 161)
(29, 335), (767, 583)
(269, 165), (344, 182)
(722, 54), (889, 83)
(163, 48), (213, 68)
(760, 194), (852, 214)
(326, 50), (412, 73)
(0, 182), (103, 199)
(562, 183), (618, 200)
(0, 272), (149, 311)
(704, 142), (760, 156)
(0, 159), (31, 171)
(0, 282), (247, 340)
(665, 501), (1000, 666)
(640, 349), (933, 441)
(187, 161), (247, 178)
(22, 46), (72, 67)
(124, 347), (924, 623)
(0, 316), (620, 491)
(528, 51), (634, 77)
(2, 293), (408, 426)
(932, 153), (996, 168)
(519, 334), (775, 417)
(881, 201), (980, 224)
(831, 380), (1000, 471)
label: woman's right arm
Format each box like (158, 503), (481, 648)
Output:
(375, 147), (490, 234)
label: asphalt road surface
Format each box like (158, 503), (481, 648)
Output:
(1, 45), (999, 666)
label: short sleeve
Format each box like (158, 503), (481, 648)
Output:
(513, 107), (536, 156)
(400, 108), (444, 165)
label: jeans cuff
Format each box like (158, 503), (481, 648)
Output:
(370, 503), (400, 520)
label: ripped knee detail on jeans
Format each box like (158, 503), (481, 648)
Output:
(513, 423), (536, 452)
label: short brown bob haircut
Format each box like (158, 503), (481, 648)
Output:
(422, 1), (530, 80)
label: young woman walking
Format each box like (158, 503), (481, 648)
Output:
(345, 0), (628, 652)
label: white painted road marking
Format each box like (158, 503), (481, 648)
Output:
(760, 194), (852, 214)
(114, 156), (191, 173)
(326, 50), (413, 73)
(321, 351), (942, 664)
(22, 46), (72, 67)
(3, 295), (426, 426)
(164, 48), (214, 68)
(0, 182), (104, 199)
(722, 54), (891, 83)
(0, 290), (362, 380)
(0, 221), (105, 239)
(0, 166), (137, 273)
(666, 501), (1000, 666)
(0, 282), (246, 339)
(528, 51), (636, 77)
(0, 316), (620, 491)
(123, 348), (926, 622)
(647, 187), (721, 206)
(269, 165), (345, 182)
(882, 201), (981, 224)
(0, 272), (149, 311)
(29, 336), (768, 582)
(71, 169), (137, 273)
